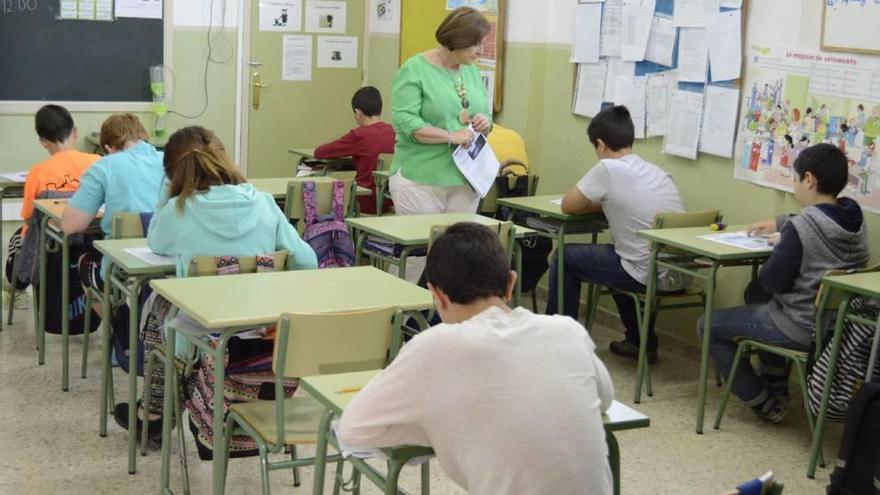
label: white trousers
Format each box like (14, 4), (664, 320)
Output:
(389, 172), (480, 282)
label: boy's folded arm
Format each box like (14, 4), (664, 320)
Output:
(758, 224), (802, 294)
(314, 131), (362, 159)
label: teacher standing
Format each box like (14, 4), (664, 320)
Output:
(389, 7), (493, 216)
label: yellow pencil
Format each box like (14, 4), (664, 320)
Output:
(336, 386), (362, 394)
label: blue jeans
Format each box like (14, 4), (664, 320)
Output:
(546, 244), (658, 351)
(697, 304), (809, 406)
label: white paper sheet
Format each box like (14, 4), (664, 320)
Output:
(572, 61), (608, 118)
(603, 58), (635, 102)
(123, 247), (175, 266)
(677, 27), (708, 82)
(452, 127), (501, 198)
(95, 0), (113, 20)
(699, 232), (773, 251)
(0, 171), (28, 183)
(78, 0), (95, 19)
(316, 36), (358, 68)
(115, 0), (162, 19)
(663, 89), (704, 159)
(549, 198), (563, 206)
(613, 75), (647, 138)
(707, 10), (741, 82)
(60, 0), (78, 19)
(305, 0), (347, 33)
(620, 0), (655, 62)
(600, 0), (624, 58)
(259, 0), (302, 32)
(699, 85), (739, 158)
(369, 0), (399, 34)
(672, 0), (719, 27)
(282, 35), (313, 81)
(571, 3), (603, 63)
(644, 15), (676, 67)
(720, 0), (741, 8)
(745, 0), (800, 48)
(646, 70), (677, 137)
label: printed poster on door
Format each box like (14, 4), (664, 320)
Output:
(260, 0), (302, 32)
(735, 46), (880, 214)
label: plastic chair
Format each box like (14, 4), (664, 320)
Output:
(223, 307), (407, 495)
(283, 178), (353, 234)
(584, 210), (722, 403)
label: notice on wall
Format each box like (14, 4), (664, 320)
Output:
(259, 0), (302, 32)
(316, 36), (358, 68)
(115, 0), (162, 19)
(305, 0), (346, 33)
(60, 0), (114, 20)
(282, 35), (313, 81)
(369, 0), (399, 34)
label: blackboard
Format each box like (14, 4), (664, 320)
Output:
(0, 1), (163, 102)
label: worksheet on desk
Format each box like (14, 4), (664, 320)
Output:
(699, 231), (773, 251)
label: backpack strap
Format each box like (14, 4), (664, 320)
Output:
(302, 181), (318, 226)
(331, 180), (345, 220)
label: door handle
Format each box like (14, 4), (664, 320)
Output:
(247, 60), (262, 67)
(252, 72), (272, 110)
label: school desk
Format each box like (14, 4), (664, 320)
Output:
(636, 225), (772, 434)
(33, 199), (102, 391)
(248, 177), (370, 199)
(0, 173), (26, 330)
(496, 195), (608, 314)
(301, 370), (650, 495)
(93, 237), (175, 474)
(805, 272), (880, 478)
(150, 266), (434, 495)
(288, 147), (354, 175)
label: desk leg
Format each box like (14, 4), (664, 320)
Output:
(213, 335), (232, 495)
(583, 232), (598, 325)
(61, 233), (70, 391)
(37, 217), (49, 365)
(312, 409), (334, 495)
(695, 263), (719, 434)
(384, 460), (405, 495)
(607, 431), (620, 495)
(513, 242), (523, 308)
(127, 278), (142, 474)
(421, 462), (430, 495)
(398, 249), (409, 282)
(98, 264), (114, 437)
(556, 226), (567, 315)
(160, 323), (177, 493)
(375, 177), (386, 217)
(635, 245), (660, 404)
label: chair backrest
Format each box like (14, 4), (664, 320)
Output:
(274, 306), (401, 378)
(815, 263), (880, 310)
(428, 221), (515, 258)
(653, 209), (722, 229)
(377, 153), (394, 171)
(188, 250), (289, 277)
(478, 175), (539, 214)
(284, 178), (353, 232)
(327, 171), (357, 181)
(110, 212), (151, 240)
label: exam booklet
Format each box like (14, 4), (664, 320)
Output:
(452, 126), (500, 198)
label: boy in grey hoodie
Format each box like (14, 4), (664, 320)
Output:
(698, 143), (869, 423)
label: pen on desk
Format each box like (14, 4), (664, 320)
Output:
(336, 386), (363, 394)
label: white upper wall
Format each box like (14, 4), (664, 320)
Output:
(173, 0), (238, 28)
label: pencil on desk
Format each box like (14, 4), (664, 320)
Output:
(336, 386), (362, 394)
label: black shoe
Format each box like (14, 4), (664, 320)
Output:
(114, 402), (164, 439)
(609, 340), (658, 365)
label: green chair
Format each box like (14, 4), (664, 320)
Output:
(584, 210), (722, 403)
(223, 306), (408, 495)
(373, 153), (394, 217)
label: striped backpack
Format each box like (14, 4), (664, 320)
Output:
(301, 180), (355, 268)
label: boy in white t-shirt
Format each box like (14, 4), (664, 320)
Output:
(339, 222), (614, 495)
(546, 105), (684, 364)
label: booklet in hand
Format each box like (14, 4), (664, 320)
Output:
(452, 125), (500, 198)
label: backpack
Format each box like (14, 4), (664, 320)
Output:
(301, 180), (356, 268)
(493, 175), (552, 294)
(807, 297), (880, 421)
(826, 380), (880, 495)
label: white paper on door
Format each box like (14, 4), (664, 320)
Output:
(260, 0), (303, 32)
(316, 36), (358, 68)
(305, 0), (347, 33)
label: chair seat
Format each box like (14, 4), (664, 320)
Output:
(606, 284), (704, 300)
(230, 393), (326, 446)
(735, 338), (810, 359)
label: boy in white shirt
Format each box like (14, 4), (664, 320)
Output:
(546, 105), (684, 364)
(338, 222), (614, 495)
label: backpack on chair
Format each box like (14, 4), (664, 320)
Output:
(826, 380), (880, 495)
(301, 180), (356, 268)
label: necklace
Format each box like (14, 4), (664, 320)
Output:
(448, 68), (470, 125)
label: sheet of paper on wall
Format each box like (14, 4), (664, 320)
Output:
(614, 76), (647, 138)
(720, 0), (741, 8)
(600, 0), (624, 58)
(646, 70), (678, 137)
(620, 0), (656, 62)
(571, 3), (603, 63)
(78, 0), (95, 19)
(282, 35), (313, 81)
(698, 85), (739, 158)
(316, 36), (358, 69)
(745, 0), (801, 48)
(305, 0), (346, 33)
(260, 0), (303, 32)
(603, 59), (635, 102)
(480, 69), (496, 113)
(672, 0), (720, 27)
(115, 0), (162, 19)
(644, 15), (676, 67)
(677, 27), (708, 83)
(663, 89), (704, 159)
(707, 9), (741, 82)
(95, 0), (113, 20)
(452, 127), (501, 198)
(573, 61), (608, 118)
(369, 0), (399, 34)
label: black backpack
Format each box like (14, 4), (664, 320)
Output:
(827, 380), (880, 495)
(494, 175), (552, 294)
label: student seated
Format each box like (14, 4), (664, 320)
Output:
(5, 104), (100, 288)
(313, 86), (395, 214)
(339, 222), (614, 495)
(122, 126), (317, 454)
(546, 105), (684, 364)
(699, 144), (868, 423)
(61, 113), (165, 290)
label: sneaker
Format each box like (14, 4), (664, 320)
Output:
(609, 339), (658, 365)
(767, 380), (791, 402)
(13, 291), (29, 310)
(752, 395), (787, 423)
(114, 402), (165, 440)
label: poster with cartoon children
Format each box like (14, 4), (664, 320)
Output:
(735, 46), (880, 213)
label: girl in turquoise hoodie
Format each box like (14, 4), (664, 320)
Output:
(116, 127), (317, 453)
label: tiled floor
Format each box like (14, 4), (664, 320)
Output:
(0, 295), (839, 494)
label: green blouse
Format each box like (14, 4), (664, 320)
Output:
(391, 54), (491, 187)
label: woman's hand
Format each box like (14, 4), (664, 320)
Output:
(450, 128), (475, 148)
(747, 219), (776, 237)
(471, 113), (492, 134)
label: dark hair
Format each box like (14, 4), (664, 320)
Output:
(351, 86), (382, 117)
(163, 126), (245, 213)
(793, 143), (848, 196)
(587, 105), (634, 151)
(35, 104), (75, 143)
(425, 223), (509, 305)
(784, 134), (794, 146)
(435, 7), (491, 51)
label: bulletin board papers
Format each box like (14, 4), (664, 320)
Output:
(305, 0), (346, 33)
(706, 9), (741, 82)
(282, 35), (312, 81)
(260, 0), (303, 32)
(823, 1), (880, 54)
(60, 0), (114, 20)
(614, 76), (647, 138)
(600, 0), (623, 58)
(663, 89), (704, 159)
(646, 70), (677, 136)
(571, 3), (603, 63)
(603, 59), (635, 102)
(115, 0), (161, 19)
(620, 0), (655, 62)
(573, 61), (608, 118)
(673, 0), (719, 28)
(677, 27), (708, 83)
(699, 85), (740, 157)
(316, 36), (358, 68)
(644, 15), (675, 67)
